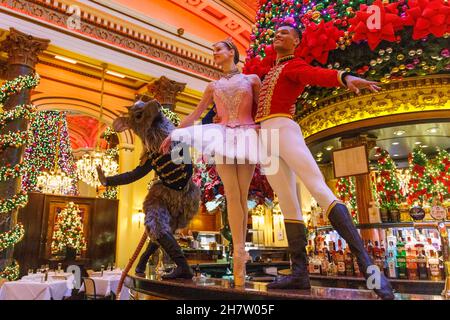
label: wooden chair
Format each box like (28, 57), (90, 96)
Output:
(82, 277), (112, 300)
(86, 269), (95, 277)
(0, 278), (7, 289)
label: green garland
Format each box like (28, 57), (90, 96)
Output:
(102, 186), (118, 200)
(0, 75), (39, 281)
(161, 106), (180, 126)
(0, 131), (32, 151)
(0, 223), (25, 252)
(0, 163), (25, 182)
(0, 74), (40, 104)
(0, 104), (36, 128)
(0, 260), (20, 281)
(0, 192), (28, 215)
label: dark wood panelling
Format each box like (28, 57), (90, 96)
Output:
(14, 193), (46, 275)
(14, 193), (118, 276)
(90, 198), (119, 270)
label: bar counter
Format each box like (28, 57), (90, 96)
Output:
(124, 275), (445, 300)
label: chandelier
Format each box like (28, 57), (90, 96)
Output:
(36, 116), (76, 195)
(76, 151), (118, 187)
(37, 170), (74, 195)
(75, 64), (119, 188)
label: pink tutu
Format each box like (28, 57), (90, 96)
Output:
(171, 123), (260, 164)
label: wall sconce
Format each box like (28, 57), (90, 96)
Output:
(132, 209), (145, 229)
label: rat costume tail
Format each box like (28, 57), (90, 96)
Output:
(116, 232), (148, 300)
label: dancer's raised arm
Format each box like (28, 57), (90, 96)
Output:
(178, 83), (214, 129)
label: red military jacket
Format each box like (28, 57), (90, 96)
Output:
(255, 56), (346, 123)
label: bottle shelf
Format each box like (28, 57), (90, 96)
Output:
(311, 221), (450, 232)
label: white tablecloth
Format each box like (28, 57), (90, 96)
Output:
(79, 275), (129, 300)
(0, 280), (72, 300)
(21, 272), (73, 282)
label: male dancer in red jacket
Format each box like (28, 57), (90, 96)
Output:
(252, 25), (394, 300)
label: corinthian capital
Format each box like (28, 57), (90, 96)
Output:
(147, 76), (186, 108)
(0, 28), (50, 69)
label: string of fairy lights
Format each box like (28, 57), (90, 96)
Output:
(0, 74), (41, 280)
(246, 0), (450, 115)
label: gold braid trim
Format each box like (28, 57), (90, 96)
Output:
(255, 64), (286, 122)
(160, 165), (185, 178)
(165, 172), (188, 184)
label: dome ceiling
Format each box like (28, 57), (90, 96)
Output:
(110, 0), (258, 54)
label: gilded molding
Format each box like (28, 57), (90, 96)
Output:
(0, 28), (50, 69)
(297, 75), (450, 138)
(147, 76), (186, 107)
(0, 0), (222, 79)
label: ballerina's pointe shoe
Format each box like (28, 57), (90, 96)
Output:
(233, 249), (248, 287)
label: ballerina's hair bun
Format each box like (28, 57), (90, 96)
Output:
(218, 39), (240, 64)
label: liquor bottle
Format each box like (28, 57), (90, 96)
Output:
(308, 252), (315, 274)
(306, 240), (314, 257)
(312, 252), (322, 275)
(366, 240), (374, 261)
(428, 251), (441, 281)
(344, 247), (354, 276)
(386, 251), (398, 279)
(416, 247), (428, 280)
(406, 248), (419, 280)
(320, 249), (330, 276)
(328, 241), (336, 263)
(328, 260), (338, 277)
(336, 240), (346, 276)
(396, 242), (407, 279)
(373, 241), (385, 272)
(353, 256), (362, 277)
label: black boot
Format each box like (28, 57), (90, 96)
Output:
(157, 232), (193, 280)
(328, 201), (395, 300)
(267, 222), (311, 290)
(135, 241), (160, 276)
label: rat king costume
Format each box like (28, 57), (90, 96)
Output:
(104, 99), (200, 281)
(248, 54), (394, 300)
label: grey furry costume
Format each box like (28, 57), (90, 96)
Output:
(102, 98), (200, 280)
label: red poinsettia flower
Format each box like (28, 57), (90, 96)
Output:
(296, 21), (344, 64)
(349, 0), (404, 50)
(403, 0), (450, 40)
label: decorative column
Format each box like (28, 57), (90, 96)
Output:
(146, 76), (186, 110)
(0, 28), (49, 272)
(340, 135), (377, 239)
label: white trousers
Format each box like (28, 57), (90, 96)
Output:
(259, 117), (338, 221)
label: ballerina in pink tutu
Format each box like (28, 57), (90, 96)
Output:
(160, 39), (260, 286)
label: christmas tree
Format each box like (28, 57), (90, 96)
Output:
(51, 202), (87, 256)
(407, 146), (433, 205)
(336, 176), (358, 223)
(246, 0), (450, 115)
(375, 147), (402, 210)
(430, 148), (450, 202)
(21, 110), (78, 194)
